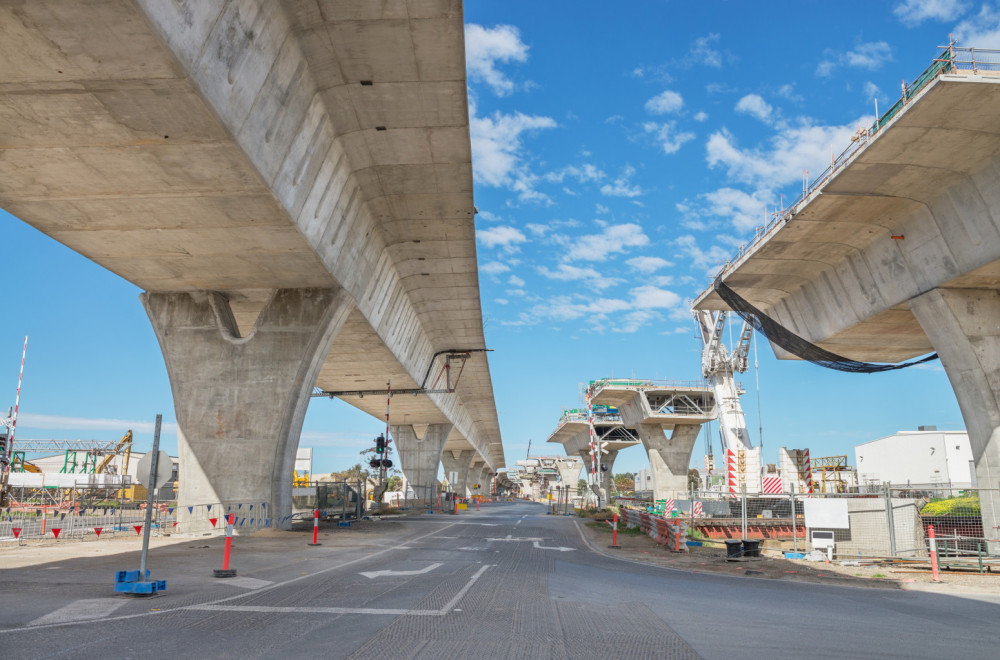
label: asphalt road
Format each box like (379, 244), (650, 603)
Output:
(1, 501), (997, 659)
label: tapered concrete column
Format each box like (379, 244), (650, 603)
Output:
(636, 424), (700, 500)
(390, 423), (451, 505)
(555, 459), (583, 492)
(142, 288), (354, 532)
(441, 450), (474, 495)
(467, 461), (486, 497)
(910, 288), (1000, 552)
(577, 449), (619, 508)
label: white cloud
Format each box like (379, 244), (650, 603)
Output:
(600, 165), (644, 197)
(688, 34), (723, 68)
(701, 187), (773, 232)
(564, 222), (650, 261)
(642, 121), (696, 155)
(18, 412), (177, 435)
(817, 41), (893, 77)
(863, 81), (886, 105)
(895, 0), (969, 26)
(476, 225), (527, 249)
(735, 94), (774, 124)
(536, 264), (622, 290)
(626, 256), (672, 274)
(465, 24), (529, 96)
(508, 275), (525, 287)
(494, 298), (509, 305)
(595, 203), (609, 214)
(630, 285), (681, 309)
(953, 5), (1000, 48)
(645, 90), (684, 114)
(478, 210), (501, 222)
(705, 118), (861, 191)
(694, 111), (709, 122)
(544, 163), (606, 184)
(676, 234), (736, 272)
(469, 101), (557, 201)
(480, 261), (510, 275)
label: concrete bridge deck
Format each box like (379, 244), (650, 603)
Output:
(692, 60), (1000, 548)
(0, 1), (503, 522)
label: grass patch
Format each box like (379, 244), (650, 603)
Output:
(871, 573), (887, 579)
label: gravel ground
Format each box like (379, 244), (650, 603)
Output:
(576, 517), (1000, 596)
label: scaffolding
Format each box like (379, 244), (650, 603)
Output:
(812, 455), (857, 493)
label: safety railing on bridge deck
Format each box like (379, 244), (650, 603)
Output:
(587, 378), (713, 395)
(708, 43), (1000, 286)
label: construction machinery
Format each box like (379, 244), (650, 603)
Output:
(96, 430), (133, 475)
(695, 310), (760, 493)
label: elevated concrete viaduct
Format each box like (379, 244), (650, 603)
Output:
(693, 60), (1000, 550)
(546, 407), (640, 507)
(589, 381), (714, 501)
(0, 1), (504, 529)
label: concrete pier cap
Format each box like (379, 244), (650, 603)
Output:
(589, 380), (714, 501)
(691, 68), (1000, 551)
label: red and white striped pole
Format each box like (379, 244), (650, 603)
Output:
(609, 512), (620, 549)
(213, 514), (237, 577)
(5, 337), (27, 466)
(929, 524), (940, 582)
(308, 508), (321, 546)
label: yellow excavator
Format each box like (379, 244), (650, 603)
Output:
(96, 430), (134, 499)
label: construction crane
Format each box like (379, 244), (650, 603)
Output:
(695, 310), (761, 493)
(96, 430), (133, 475)
(695, 310), (753, 453)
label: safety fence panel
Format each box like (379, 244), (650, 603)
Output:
(1, 503), (168, 542)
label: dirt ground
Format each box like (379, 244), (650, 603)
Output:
(576, 518), (1000, 596)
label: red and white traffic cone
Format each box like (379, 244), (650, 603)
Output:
(308, 508), (321, 546)
(213, 514), (237, 578)
(609, 513), (620, 549)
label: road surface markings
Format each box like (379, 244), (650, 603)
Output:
(28, 599), (126, 627)
(1, 521), (460, 635)
(217, 577), (273, 589)
(187, 565), (491, 617)
(360, 562), (442, 579)
(532, 541), (573, 552)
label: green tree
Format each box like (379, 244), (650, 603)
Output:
(687, 469), (701, 492)
(329, 463), (370, 482)
(386, 474), (403, 492)
(613, 472), (635, 493)
(577, 478), (588, 494)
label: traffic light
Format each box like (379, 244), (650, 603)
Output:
(600, 463), (608, 472)
(381, 458), (393, 469)
(375, 434), (386, 455)
(369, 458), (380, 469)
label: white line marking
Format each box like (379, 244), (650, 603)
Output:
(29, 599), (126, 626)
(532, 541), (574, 552)
(1, 521), (460, 635)
(485, 537), (543, 542)
(217, 576), (273, 589)
(360, 562), (442, 579)
(186, 564), (491, 617)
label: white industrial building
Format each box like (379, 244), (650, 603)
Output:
(854, 427), (974, 488)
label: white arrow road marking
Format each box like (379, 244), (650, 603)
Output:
(532, 541), (574, 552)
(360, 562), (442, 579)
(485, 537), (543, 542)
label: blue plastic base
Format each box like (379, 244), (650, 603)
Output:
(114, 579), (166, 594)
(114, 568), (166, 595)
(336, 521), (350, 527)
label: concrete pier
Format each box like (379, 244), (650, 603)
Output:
(143, 288), (354, 530)
(391, 423), (452, 504)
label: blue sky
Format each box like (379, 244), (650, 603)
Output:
(3, 1), (999, 477)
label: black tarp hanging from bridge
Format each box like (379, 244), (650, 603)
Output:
(713, 277), (938, 373)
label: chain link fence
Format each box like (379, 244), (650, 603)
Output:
(615, 486), (999, 565)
